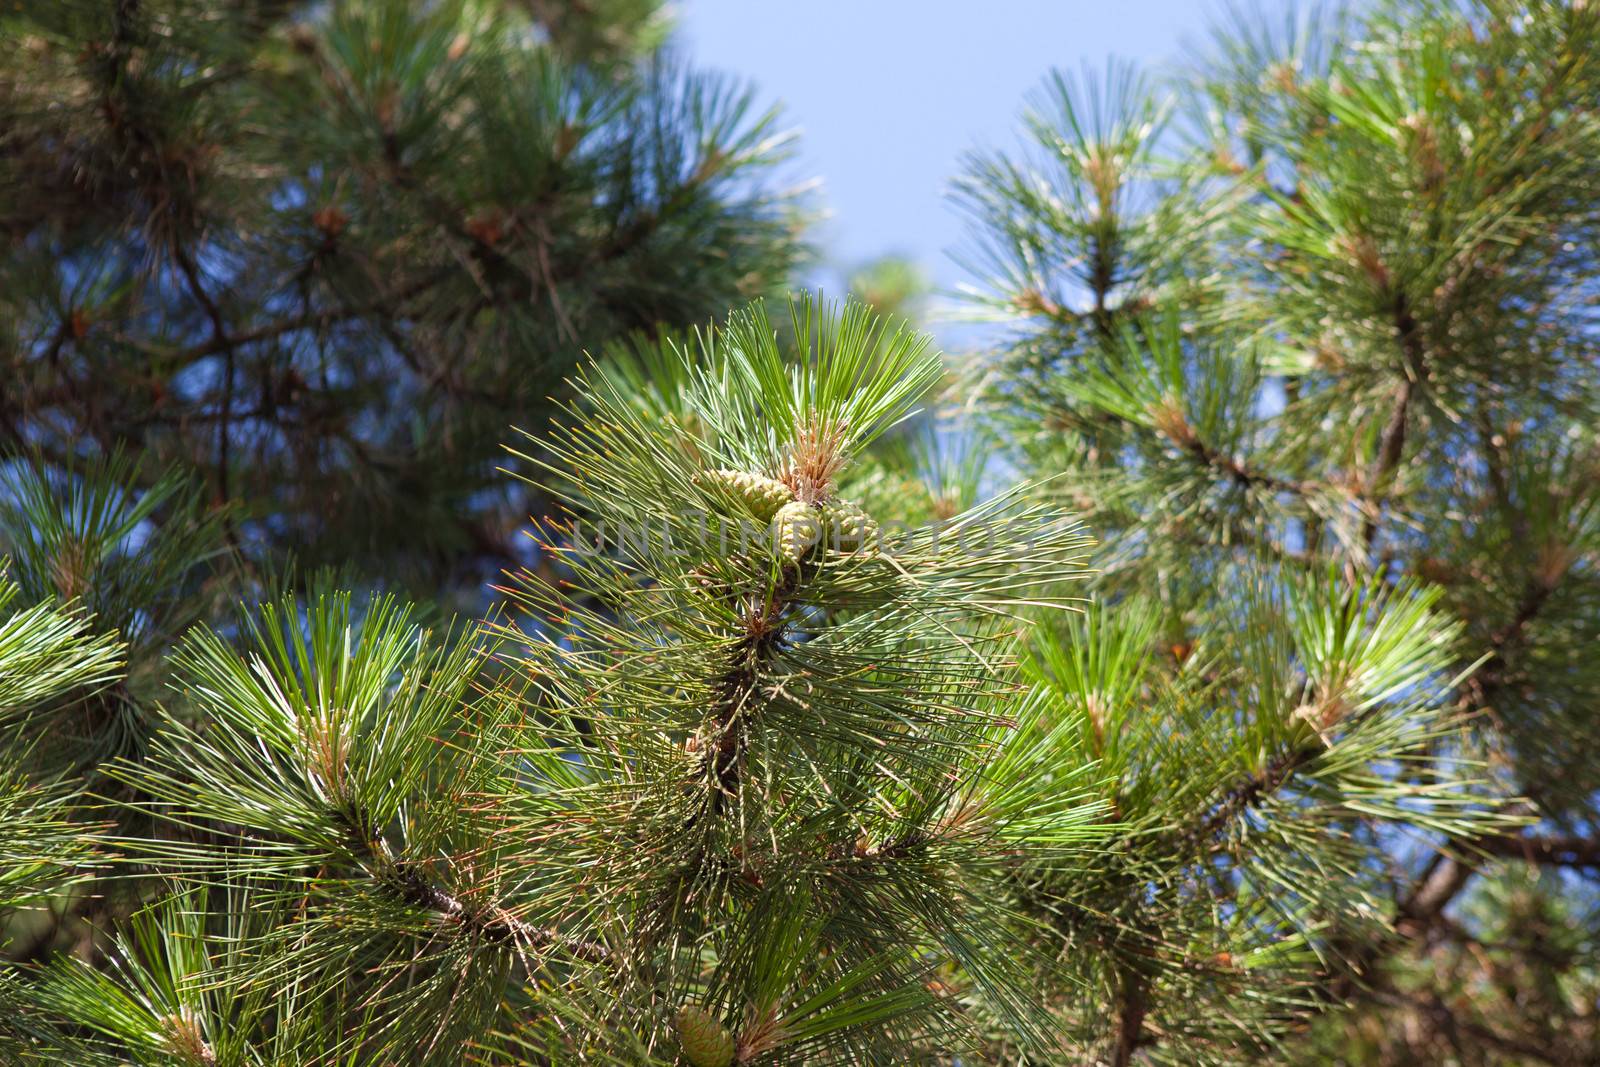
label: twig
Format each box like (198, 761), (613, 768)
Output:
(1186, 744), (1321, 849)
(1360, 292), (1429, 550)
(170, 244), (254, 571)
(387, 859), (612, 965)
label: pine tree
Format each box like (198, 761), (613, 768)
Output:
(0, 294), (1541, 1064)
(955, 0), (1600, 1061)
(0, 0), (805, 595)
(4, 1), (1595, 1062)
(2, 294), (1107, 1063)
(0, 450), (229, 1037)
(0, 558), (124, 1062)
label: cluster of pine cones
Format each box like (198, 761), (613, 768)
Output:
(697, 468), (880, 563)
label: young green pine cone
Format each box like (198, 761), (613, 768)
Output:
(772, 499), (824, 563)
(696, 468), (795, 522)
(674, 1005), (735, 1067)
(822, 498), (879, 554)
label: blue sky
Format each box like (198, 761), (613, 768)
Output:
(675, 0), (1221, 330)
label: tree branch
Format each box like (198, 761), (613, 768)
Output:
(1380, 989), (1567, 1067)
(698, 569), (799, 807)
(1471, 829), (1600, 868)
(332, 807), (612, 966)
(1174, 430), (1320, 499)
(171, 247), (235, 507)
(1111, 967), (1149, 1067)
(386, 859), (612, 965)
(1186, 743), (1321, 849)
(1361, 292), (1429, 550)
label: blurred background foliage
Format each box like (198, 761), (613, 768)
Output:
(1, 0), (807, 600)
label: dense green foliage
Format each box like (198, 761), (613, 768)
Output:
(1, 0), (804, 595)
(956, 0), (1600, 1060)
(2, 0), (1598, 1064)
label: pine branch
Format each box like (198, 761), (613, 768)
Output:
(1376, 989), (1566, 1067)
(1470, 829), (1600, 869)
(386, 858), (612, 964)
(1186, 744), (1320, 849)
(1320, 567), (1566, 1006)
(1166, 420), (1319, 500)
(696, 567), (803, 807)
(171, 246), (237, 515)
(140, 272), (450, 365)
(1110, 968), (1148, 1067)
(1360, 285), (1430, 551)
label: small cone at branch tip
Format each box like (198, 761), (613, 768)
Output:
(675, 1004), (735, 1067)
(772, 499), (823, 563)
(696, 468), (795, 522)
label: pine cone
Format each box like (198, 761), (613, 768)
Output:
(697, 468), (795, 522)
(674, 1005), (734, 1067)
(822, 498), (879, 554)
(772, 500), (823, 563)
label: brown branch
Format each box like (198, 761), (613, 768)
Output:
(1318, 585), (1555, 999)
(1144, 401), (1327, 505)
(1361, 292), (1429, 550)
(386, 859), (612, 965)
(1380, 989), (1567, 1067)
(1460, 571), (1556, 727)
(699, 569), (799, 805)
(1176, 431), (1319, 499)
(332, 807), (611, 966)
(1475, 401), (1519, 538)
(1324, 26), (1600, 1008)
(171, 246), (234, 506)
(1319, 573), (1562, 1006)
(1089, 230), (1120, 344)
(1490, 577), (1554, 657)
(1186, 743), (1321, 849)
(1471, 829), (1600, 868)
(1324, 798), (1541, 1012)
(134, 177), (670, 373)
(1111, 968), (1149, 1067)
(146, 272), (447, 365)
(1395, 847), (1479, 938)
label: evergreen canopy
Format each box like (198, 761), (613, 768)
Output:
(955, 0), (1600, 1060)
(3, 0), (1599, 1064)
(1, 0), (805, 593)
